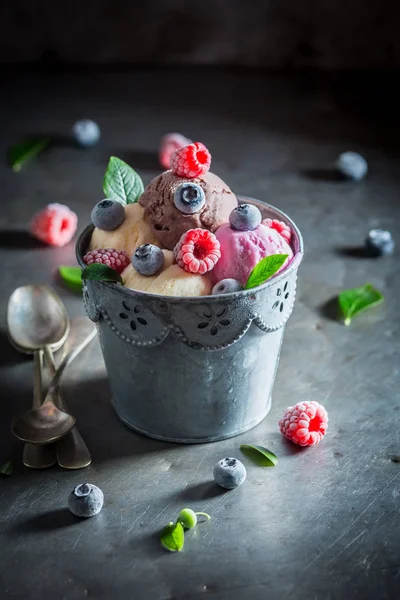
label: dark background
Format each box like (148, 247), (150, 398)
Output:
(1, 0), (399, 69)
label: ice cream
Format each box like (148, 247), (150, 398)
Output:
(122, 250), (212, 296)
(212, 220), (293, 286)
(139, 170), (238, 250)
(90, 203), (160, 258)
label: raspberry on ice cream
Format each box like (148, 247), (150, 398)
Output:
(279, 401), (328, 446)
(30, 203), (78, 247)
(83, 248), (130, 273)
(262, 218), (292, 243)
(159, 133), (192, 170)
(171, 142), (211, 178)
(174, 229), (221, 275)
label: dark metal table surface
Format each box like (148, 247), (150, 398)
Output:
(0, 70), (399, 600)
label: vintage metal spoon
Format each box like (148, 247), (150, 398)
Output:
(44, 315), (96, 469)
(9, 285), (75, 444)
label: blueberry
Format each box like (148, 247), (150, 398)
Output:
(365, 229), (395, 257)
(68, 483), (104, 518)
(336, 152), (368, 181)
(91, 199), (125, 231)
(174, 183), (205, 214)
(72, 120), (101, 147)
(229, 204), (261, 231)
(212, 279), (243, 295)
(213, 457), (247, 489)
(132, 244), (165, 276)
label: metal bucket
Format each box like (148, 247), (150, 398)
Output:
(76, 197), (303, 443)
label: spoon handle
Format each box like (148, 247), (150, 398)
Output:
(23, 350), (57, 469)
(44, 346), (91, 469)
(32, 350), (43, 409)
(44, 328), (97, 397)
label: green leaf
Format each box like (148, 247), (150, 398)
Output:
(0, 460), (13, 476)
(240, 444), (278, 467)
(58, 266), (82, 292)
(81, 263), (123, 284)
(9, 137), (50, 172)
(245, 254), (288, 290)
(338, 283), (384, 326)
(160, 521), (184, 552)
(103, 156), (144, 205)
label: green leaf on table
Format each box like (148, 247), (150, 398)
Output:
(58, 266), (83, 292)
(103, 156), (144, 205)
(0, 460), (13, 476)
(338, 283), (384, 326)
(245, 254), (288, 290)
(160, 521), (185, 552)
(240, 444), (278, 467)
(9, 137), (50, 172)
(81, 263), (123, 284)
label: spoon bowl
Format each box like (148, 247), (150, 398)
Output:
(8, 285), (75, 445)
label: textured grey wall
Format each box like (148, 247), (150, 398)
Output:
(1, 0), (399, 69)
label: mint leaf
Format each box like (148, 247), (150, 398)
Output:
(81, 263), (123, 284)
(338, 283), (384, 326)
(58, 266), (82, 292)
(240, 444), (278, 467)
(0, 460), (13, 476)
(245, 254), (288, 290)
(103, 156), (144, 205)
(160, 521), (184, 552)
(9, 137), (50, 172)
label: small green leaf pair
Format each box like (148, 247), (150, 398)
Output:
(338, 283), (384, 326)
(9, 138), (50, 172)
(160, 508), (211, 552)
(245, 254), (288, 290)
(103, 156), (144, 205)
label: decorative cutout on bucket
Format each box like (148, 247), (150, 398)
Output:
(272, 283), (290, 314)
(197, 307), (231, 336)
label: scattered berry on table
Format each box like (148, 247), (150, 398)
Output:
(83, 248), (130, 273)
(212, 278), (243, 295)
(30, 203), (78, 247)
(263, 218), (292, 243)
(178, 508), (197, 529)
(132, 244), (165, 276)
(72, 120), (100, 147)
(365, 229), (395, 257)
(213, 457), (247, 489)
(171, 142), (211, 178)
(335, 151), (368, 181)
(174, 182), (206, 214)
(229, 204), (262, 231)
(279, 400), (328, 447)
(174, 228), (221, 275)
(68, 483), (104, 518)
(91, 199), (125, 231)
(159, 133), (192, 169)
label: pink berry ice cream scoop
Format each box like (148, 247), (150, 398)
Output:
(212, 208), (294, 286)
(139, 143), (238, 250)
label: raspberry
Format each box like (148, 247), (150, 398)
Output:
(174, 229), (221, 275)
(170, 142), (211, 178)
(30, 203), (78, 247)
(83, 248), (130, 273)
(263, 218), (292, 243)
(159, 133), (192, 170)
(279, 401), (328, 447)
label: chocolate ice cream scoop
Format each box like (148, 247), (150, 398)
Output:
(139, 170), (238, 250)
